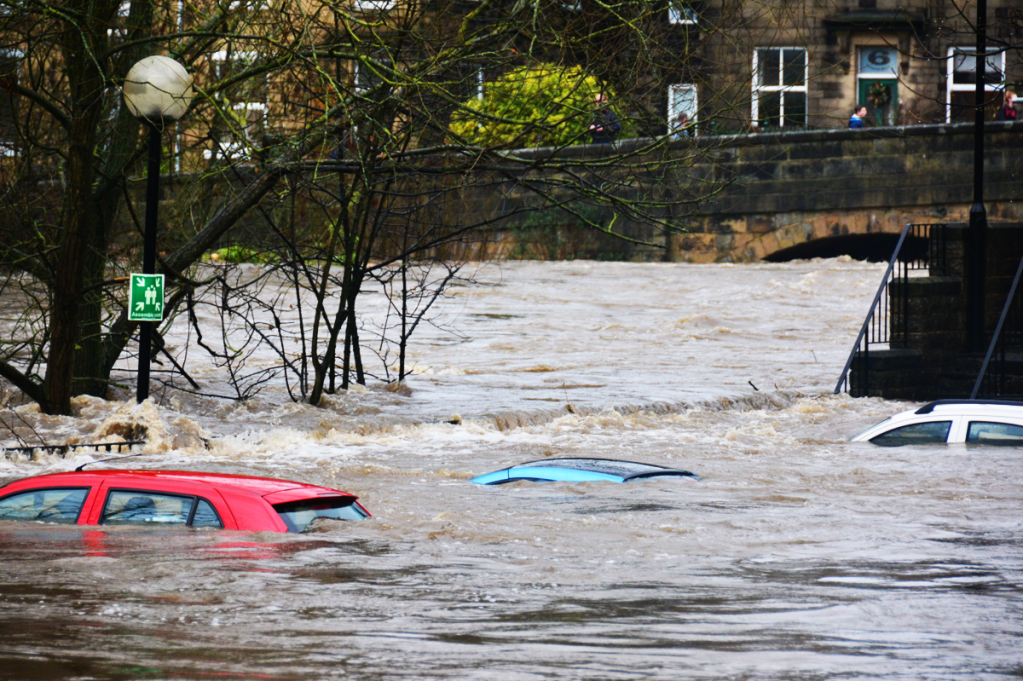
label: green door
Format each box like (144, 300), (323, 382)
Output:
(858, 79), (898, 126)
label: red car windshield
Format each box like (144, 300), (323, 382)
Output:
(273, 498), (368, 533)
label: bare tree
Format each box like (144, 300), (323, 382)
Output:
(0, 0), (774, 412)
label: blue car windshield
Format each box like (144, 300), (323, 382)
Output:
(273, 498), (368, 533)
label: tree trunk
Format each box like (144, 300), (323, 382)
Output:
(73, 0), (153, 399)
(43, 4), (112, 414)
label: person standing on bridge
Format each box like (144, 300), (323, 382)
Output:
(589, 94), (622, 144)
(996, 91), (1017, 122)
(672, 112), (693, 140)
(849, 106), (868, 129)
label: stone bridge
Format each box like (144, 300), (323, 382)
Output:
(469, 120), (1023, 263)
(667, 120), (1023, 263)
(151, 121), (1023, 263)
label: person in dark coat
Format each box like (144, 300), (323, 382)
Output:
(996, 91), (1017, 122)
(589, 94), (622, 144)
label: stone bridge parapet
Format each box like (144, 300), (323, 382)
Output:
(669, 120), (1023, 262)
(436, 121), (1023, 262)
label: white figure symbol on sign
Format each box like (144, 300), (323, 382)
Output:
(145, 285), (156, 306)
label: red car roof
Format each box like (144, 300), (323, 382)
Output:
(5, 470), (354, 499)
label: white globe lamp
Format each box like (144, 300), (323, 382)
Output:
(123, 55), (194, 128)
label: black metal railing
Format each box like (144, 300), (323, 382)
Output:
(971, 252), (1023, 399)
(1, 440), (145, 461)
(834, 223), (944, 395)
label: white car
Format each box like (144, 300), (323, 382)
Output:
(852, 400), (1023, 446)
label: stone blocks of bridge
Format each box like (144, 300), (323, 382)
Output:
(669, 121), (1023, 263)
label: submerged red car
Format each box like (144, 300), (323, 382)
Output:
(0, 470), (370, 533)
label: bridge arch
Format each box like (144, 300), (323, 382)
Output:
(762, 232), (930, 262)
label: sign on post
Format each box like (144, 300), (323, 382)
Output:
(128, 273), (165, 322)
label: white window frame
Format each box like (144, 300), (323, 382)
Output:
(228, 0), (269, 9)
(203, 141), (249, 161)
(353, 60), (368, 93)
(0, 49), (23, 158)
(108, 1), (131, 38)
(353, 0), (395, 11)
(209, 50), (267, 160)
(353, 58), (392, 94)
(210, 50), (267, 107)
(751, 47), (808, 129)
(946, 47), (1006, 124)
(668, 3), (697, 24)
(667, 83), (697, 131)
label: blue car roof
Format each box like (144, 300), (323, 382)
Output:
(470, 458), (699, 485)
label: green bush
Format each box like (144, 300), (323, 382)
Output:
(450, 65), (624, 148)
(211, 246), (273, 264)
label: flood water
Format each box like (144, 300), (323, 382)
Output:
(2, 259), (1022, 680)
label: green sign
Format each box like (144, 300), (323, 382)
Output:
(128, 273), (165, 322)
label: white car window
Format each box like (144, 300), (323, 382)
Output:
(966, 421), (1023, 446)
(870, 420), (952, 447)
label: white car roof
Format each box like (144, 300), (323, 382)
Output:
(913, 400), (1023, 417)
(852, 400), (1023, 442)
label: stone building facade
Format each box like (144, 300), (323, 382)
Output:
(669, 0), (1021, 134)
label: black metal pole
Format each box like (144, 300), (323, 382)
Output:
(967, 0), (988, 352)
(137, 124), (161, 403)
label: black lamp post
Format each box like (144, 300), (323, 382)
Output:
(122, 56), (194, 402)
(967, 0), (988, 352)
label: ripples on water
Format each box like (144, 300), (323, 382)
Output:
(1, 260), (1021, 679)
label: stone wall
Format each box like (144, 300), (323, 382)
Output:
(142, 120), (1023, 263)
(440, 120), (1023, 263)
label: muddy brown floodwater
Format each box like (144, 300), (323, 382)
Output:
(1, 259), (1021, 680)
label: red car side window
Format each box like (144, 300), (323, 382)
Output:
(101, 489), (223, 529)
(0, 487), (90, 525)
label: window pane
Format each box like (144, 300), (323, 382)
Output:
(212, 53), (269, 119)
(782, 49), (805, 86)
(784, 91), (806, 127)
(757, 49), (780, 87)
(0, 51), (20, 150)
(952, 50), (1004, 85)
(859, 47), (898, 77)
(668, 84), (697, 123)
(0, 488), (88, 524)
(966, 421), (1023, 445)
(354, 0), (395, 9)
(870, 421), (952, 447)
(669, 3), (696, 23)
(102, 491), (192, 526)
(190, 499), (223, 528)
(356, 58), (392, 94)
(758, 91), (781, 127)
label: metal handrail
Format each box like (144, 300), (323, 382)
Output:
(971, 251), (1023, 399)
(833, 225), (912, 394)
(833, 223), (939, 395)
(1, 440), (145, 461)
